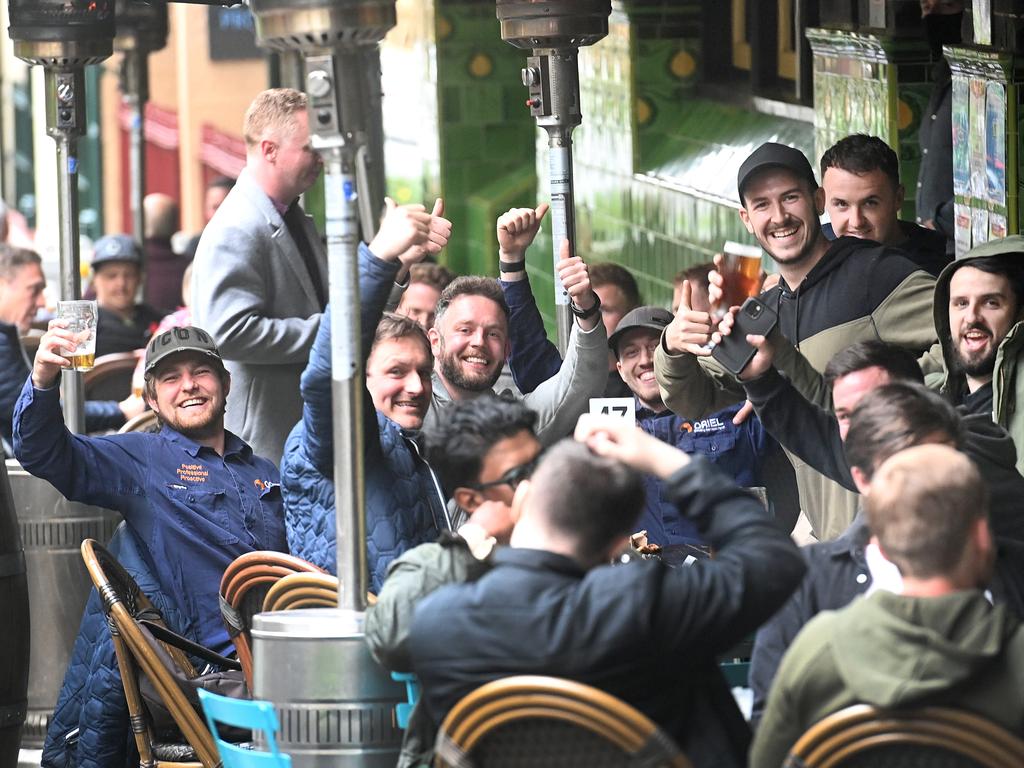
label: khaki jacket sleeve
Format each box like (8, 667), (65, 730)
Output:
(364, 541), (488, 672)
(654, 335), (744, 419)
(872, 270), (938, 353)
(767, 331), (834, 411)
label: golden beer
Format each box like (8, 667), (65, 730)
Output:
(66, 352), (95, 371)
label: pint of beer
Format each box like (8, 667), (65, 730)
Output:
(718, 241), (763, 314)
(56, 300), (98, 371)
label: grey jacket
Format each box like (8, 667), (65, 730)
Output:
(422, 320), (609, 447)
(191, 167), (326, 464)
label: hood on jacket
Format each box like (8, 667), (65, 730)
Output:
(932, 236), (1024, 401)
(831, 590), (1017, 708)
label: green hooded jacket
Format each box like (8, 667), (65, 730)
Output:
(751, 590), (1024, 767)
(926, 235), (1024, 474)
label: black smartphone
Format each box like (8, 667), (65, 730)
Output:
(711, 297), (778, 376)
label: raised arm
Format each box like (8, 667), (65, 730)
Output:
(300, 199), (452, 472)
(495, 203), (562, 393)
(575, 415), (805, 654)
(521, 243), (608, 445)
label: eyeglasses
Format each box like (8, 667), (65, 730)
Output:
(466, 454), (542, 492)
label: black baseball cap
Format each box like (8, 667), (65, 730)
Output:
(144, 326), (225, 376)
(737, 143), (817, 203)
(609, 306), (673, 356)
(92, 234), (142, 271)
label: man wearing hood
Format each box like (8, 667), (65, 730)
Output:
(927, 236), (1024, 471)
(655, 142), (937, 540)
(751, 443), (1024, 767)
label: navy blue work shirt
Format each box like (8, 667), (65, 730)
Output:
(636, 400), (768, 546)
(12, 377), (287, 653)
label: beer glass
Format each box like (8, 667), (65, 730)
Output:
(717, 241), (763, 316)
(57, 300), (97, 371)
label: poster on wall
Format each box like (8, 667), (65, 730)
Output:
(952, 76), (970, 197)
(973, 0), (992, 46)
(955, 203), (972, 256)
(969, 78), (988, 200)
(985, 82), (1006, 207)
(972, 206), (990, 247)
(990, 212), (1007, 241)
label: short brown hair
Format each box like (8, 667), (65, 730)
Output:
(434, 276), (509, 327)
(866, 444), (986, 579)
(409, 263), (454, 292)
(0, 243), (41, 282)
(589, 262), (641, 310)
(843, 382), (963, 480)
(372, 312), (432, 361)
(244, 88), (307, 149)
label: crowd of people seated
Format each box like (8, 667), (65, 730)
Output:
(7, 75), (1024, 768)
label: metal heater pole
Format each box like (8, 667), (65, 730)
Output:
(121, 50), (148, 244)
(46, 69), (86, 434)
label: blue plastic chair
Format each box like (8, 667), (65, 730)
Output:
(391, 671), (421, 729)
(197, 689), (292, 768)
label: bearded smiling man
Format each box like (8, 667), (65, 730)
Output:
(13, 324), (287, 653)
(422, 262), (608, 447)
(928, 236), (1024, 471)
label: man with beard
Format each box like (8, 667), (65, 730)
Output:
(655, 141), (938, 540)
(422, 250), (608, 446)
(13, 323), (286, 654)
(927, 236), (1024, 470)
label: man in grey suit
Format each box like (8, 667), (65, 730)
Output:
(192, 88), (327, 464)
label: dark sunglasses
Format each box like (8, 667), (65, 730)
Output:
(466, 453), (542, 492)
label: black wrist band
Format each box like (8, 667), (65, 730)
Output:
(499, 260), (526, 273)
(570, 292), (602, 320)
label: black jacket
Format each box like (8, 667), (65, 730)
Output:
(744, 369), (1024, 725)
(821, 220), (951, 277)
(745, 367), (1024, 543)
(406, 459), (806, 768)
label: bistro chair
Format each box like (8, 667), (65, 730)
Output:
(83, 351), (139, 400)
(261, 572), (338, 612)
(219, 552), (325, 689)
(433, 675), (691, 767)
(81, 538), (229, 767)
(119, 409), (160, 433)
(784, 704), (1024, 768)
(198, 689), (291, 768)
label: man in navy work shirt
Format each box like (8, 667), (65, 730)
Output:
(13, 323), (287, 654)
(609, 305), (785, 545)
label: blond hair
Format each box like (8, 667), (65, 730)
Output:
(243, 88), (308, 149)
(866, 444), (986, 579)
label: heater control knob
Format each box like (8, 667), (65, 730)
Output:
(521, 67), (540, 87)
(307, 69), (333, 99)
(57, 80), (75, 104)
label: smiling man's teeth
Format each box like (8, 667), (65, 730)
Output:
(771, 228), (797, 238)
(181, 398), (205, 407)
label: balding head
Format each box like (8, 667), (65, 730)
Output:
(144, 193), (179, 240)
(866, 444), (988, 583)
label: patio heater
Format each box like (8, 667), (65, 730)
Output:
(115, 0), (169, 244)
(246, 2), (405, 765)
(496, 0), (610, 353)
(9, 0), (116, 434)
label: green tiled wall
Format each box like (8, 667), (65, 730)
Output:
(434, 1), (538, 277)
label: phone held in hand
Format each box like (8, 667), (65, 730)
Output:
(711, 297), (778, 376)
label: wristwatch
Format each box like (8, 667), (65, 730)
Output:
(498, 260), (526, 274)
(570, 292), (602, 321)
